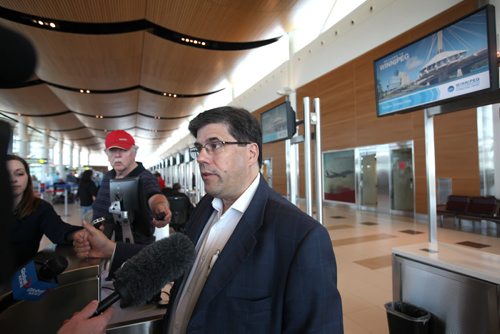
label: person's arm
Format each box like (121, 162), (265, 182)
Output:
(148, 193), (172, 228)
(39, 201), (82, 245)
(57, 300), (112, 334)
(141, 172), (172, 228)
(91, 182), (98, 197)
(73, 222), (145, 274)
(73, 222), (116, 259)
(283, 225), (343, 333)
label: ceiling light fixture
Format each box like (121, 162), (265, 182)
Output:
(33, 19), (56, 28)
(181, 36), (208, 47)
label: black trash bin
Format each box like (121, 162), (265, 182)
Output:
(385, 301), (431, 334)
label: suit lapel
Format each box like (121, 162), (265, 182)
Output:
(186, 195), (214, 244)
(193, 177), (270, 312)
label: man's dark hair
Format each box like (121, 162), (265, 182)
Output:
(189, 106), (262, 167)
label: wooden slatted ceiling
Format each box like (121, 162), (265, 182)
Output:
(141, 35), (245, 92)
(136, 117), (185, 131)
(76, 114), (138, 131)
(145, 0), (297, 40)
(0, 0), (310, 151)
(50, 89), (140, 116)
(0, 0), (146, 22)
(0, 85), (67, 114)
(55, 128), (96, 141)
(137, 93), (200, 117)
(28, 113), (88, 131)
(11, 26), (144, 89)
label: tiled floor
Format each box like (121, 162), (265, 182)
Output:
(47, 200), (500, 334)
(322, 204), (500, 334)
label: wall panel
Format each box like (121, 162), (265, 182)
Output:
(254, 0), (480, 215)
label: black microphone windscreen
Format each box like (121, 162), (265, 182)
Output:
(0, 26), (37, 87)
(0, 25), (37, 88)
(38, 256), (69, 281)
(0, 121), (14, 284)
(114, 233), (195, 307)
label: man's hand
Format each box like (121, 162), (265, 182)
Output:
(149, 194), (172, 228)
(57, 300), (113, 334)
(73, 222), (116, 259)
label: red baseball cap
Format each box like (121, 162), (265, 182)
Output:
(105, 130), (135, 150)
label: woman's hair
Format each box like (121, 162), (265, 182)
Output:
(7, 154), (40, 218)
(80, 169), (93, 183)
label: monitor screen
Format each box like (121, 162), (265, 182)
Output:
(374, 5), (498, 116)
(109, 177), (139, 213)
(261, 101), (297, 144)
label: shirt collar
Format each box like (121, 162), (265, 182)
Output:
(212, 173), (260, 215)
(110, 161), (144, 178)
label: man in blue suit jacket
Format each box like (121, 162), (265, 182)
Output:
(165, 106), (343, 333)
(69, 106), (343, 333)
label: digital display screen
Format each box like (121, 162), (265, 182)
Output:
(261, 101), (296, 144)
(374, 6), (496, 116)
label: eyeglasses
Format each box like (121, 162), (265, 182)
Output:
(189, 139), (251, 159)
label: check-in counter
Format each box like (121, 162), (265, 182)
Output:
(392, 242), (500, 333)
(0, 246), (167, 333)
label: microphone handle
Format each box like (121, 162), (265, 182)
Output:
(0, 291), (14, 313)
(92, 291), (121, 317)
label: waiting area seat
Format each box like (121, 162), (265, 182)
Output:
(437, 195), (500, 234)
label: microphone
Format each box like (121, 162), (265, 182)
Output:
(0, 121), (15, 285)
(10, 255), (68, 301)
(93, 232), (195, 316)
(38, 256), (69, 281)
(0, 25), (37, 88)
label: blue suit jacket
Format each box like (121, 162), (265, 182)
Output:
(164, 177), (343, 333)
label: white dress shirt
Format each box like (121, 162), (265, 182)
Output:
(168, 174), (260, 334)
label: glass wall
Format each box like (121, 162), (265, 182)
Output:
(323, 141), (414, 216)
(323, 149), (355, 203)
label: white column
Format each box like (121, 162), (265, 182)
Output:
(69, 142), (74, 169)
(43, 131), (50, 181)
(57, 139), (64, 180)
(77, 146), (82, 169)
(287, 31), (299, 206)
(493, 104), (500, 198)
(18, 120), (28, 158)
(424, 109), (438, 248)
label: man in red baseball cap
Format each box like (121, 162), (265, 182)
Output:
(104, 130), (137, 177)
(75, 130), (171, 250)
(105, 129), (135, 150)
